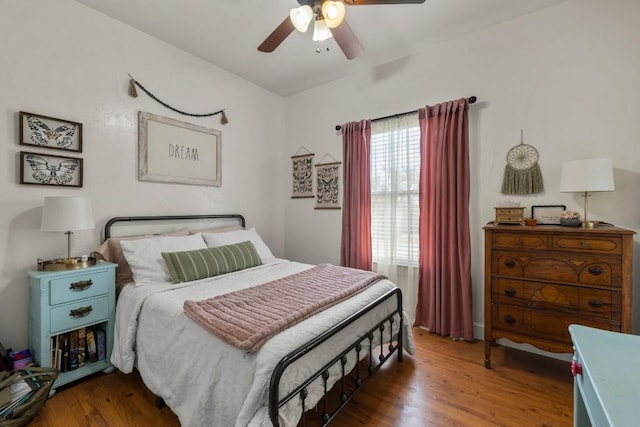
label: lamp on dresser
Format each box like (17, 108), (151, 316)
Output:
(40, 196), (96, 270)
(559, 158), (614, 228)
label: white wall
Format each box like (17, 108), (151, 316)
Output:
(0, 0), (286, 350)
(283, 0), (640, 337)
(2, 0), (639, 355)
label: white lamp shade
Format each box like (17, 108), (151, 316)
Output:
(560, 158), (615, 193)
(312, 19), (333, 41)
(290, 5), (313, 32)
(322, 1), (346, 28)
(41, 196), (94, 232)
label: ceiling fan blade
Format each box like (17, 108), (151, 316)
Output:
(258, 17), (295, 53)
(331, 19), (363, 60)
(344, 0), (425, 5)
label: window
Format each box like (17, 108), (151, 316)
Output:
(370, 114), (420, 266)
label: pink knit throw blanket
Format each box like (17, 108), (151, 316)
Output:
(183, 264), (385, 352)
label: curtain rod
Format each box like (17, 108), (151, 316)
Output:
(334, 96), (477, 131)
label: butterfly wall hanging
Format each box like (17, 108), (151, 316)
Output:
(315, 154), (341, 210)
(20, 151), (83, 187)
(19, 111), (83, 153)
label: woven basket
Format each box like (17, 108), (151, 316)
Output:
(0, 365), (58, 427)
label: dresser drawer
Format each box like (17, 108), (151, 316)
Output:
(492, 304), (617, 345)
(492, 233), (548, 250)
(50, 296), (109, 334)
(494, 279), (616, 319)
(493, 251), (620, 287)
(552, 235), (622, 254)
(50, 270), (112, 305)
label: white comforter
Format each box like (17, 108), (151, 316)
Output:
(111, 259), (415, 427)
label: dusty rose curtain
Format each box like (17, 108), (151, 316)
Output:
(340, 120), (372, 270)
(416, 98), (473, 340)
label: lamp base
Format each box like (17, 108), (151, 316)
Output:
(38, 256), (96, 271)
(582, 221), (600, 228)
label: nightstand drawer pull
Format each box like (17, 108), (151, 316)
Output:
(69, 306), (93, 318)
(69, 279), (93, 291)
(588, 266), (603, 276)
(588, 299), (604, 308)
(571, 359), (582, 377)
(504, 315), (516, 324)
(504, 287), (516, 297)
(504, 260), (516, 268)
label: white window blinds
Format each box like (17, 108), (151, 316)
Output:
(370, 114), (420, 266)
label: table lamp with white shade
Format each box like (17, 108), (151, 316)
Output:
(39, 196), (96, 270)
(560, 158), (615, 228)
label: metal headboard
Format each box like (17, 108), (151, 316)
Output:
(103, 214), (246, 240)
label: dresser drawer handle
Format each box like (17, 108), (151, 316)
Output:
(588, 266), (603, 275)
(69, 279), (93, 291)
(515, 238), (523, 245)
(503, 315), (516, 324)
(69, 306), (93, 318)
(581, 241), (590, 248)
(588, 299), (604, 308)
(504, 260), (516, 268)
(504, 287), (516, 297)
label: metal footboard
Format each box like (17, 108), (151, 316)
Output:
(269, 287), (404, 426)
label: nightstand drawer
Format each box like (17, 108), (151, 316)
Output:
(50, 270), (112, 305)
(50, 296), (109, 334)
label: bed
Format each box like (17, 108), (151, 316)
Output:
(99, 214), (415, 427)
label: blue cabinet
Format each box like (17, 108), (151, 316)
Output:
(28, 262), (117, 390)
(569, 324), (640, 427)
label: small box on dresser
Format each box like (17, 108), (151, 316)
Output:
(28, 261), (117, 390)
(483, 224), (634, 368)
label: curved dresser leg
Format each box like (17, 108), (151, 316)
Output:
(484, 340), (492, 369)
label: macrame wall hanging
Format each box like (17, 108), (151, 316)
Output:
(127, 74), (228, 125)
(501, 130), (544, 194)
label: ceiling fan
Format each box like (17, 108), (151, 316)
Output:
(258, 0), (426, 60)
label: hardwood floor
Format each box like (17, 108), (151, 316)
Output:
(30, 328), (573, 426)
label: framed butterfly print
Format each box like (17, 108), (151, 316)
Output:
(19, 111), (83, 153)
(20, 151), (83, 187)
(315, 161), (341, 210)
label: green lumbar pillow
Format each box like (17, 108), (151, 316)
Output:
(162, 240), (262, 283)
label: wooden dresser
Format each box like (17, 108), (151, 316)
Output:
(483, 224), (634, 368)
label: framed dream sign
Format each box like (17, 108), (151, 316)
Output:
(19, 111), (83, 153)
(138, 111), (221, 187)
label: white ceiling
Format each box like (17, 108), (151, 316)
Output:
(74, 0), (565, 97)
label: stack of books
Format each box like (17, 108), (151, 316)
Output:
(49, 326), (106, 372)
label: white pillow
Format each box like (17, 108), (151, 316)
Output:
(120, 233), (207, 283)
(202, 228), (276, 263)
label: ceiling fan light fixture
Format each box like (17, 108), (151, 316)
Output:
(312, 18), (333, 42)
(290, 5), (313, 32)
(321, 1), (346, 28)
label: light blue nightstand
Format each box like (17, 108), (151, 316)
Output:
(569, 324), (640, 427)
(28, 261), (117, 391)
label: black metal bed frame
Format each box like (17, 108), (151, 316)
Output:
(104, 214), (404, 426)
